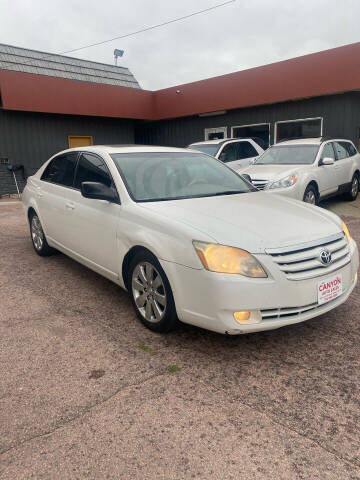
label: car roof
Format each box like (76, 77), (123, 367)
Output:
(275, 138), (322, 146)
(275, 137), (354, 146)
(59, 145), (193, 155)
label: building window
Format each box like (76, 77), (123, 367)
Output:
(231, 123), (270, 149)
(275, 118), (322, 143)
(68, 135), (94, 148)
(204, 127), (227, 141)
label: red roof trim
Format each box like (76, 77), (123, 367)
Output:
(0, 70), (155, 120)
(1, 42), (360, 120)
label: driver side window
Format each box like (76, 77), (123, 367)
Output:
(219, 143), (237, 163)
(320, 143), (335, 160)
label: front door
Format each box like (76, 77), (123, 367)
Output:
(63, 152), (120, 278)
(317, 142), (338, 196)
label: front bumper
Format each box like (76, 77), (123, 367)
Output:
(160, 239), (359, 334)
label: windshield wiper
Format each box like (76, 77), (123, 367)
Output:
(211, 190), (246, 196)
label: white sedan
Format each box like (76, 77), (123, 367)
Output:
(22, 145), (358, 335)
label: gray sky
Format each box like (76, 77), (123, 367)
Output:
(0, 0), (359, 90)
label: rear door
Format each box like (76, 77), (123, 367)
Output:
(333, 141), (355, 187)
(63, 152), (120, 277)
(334, 141), (352, 190)
(37, 152), (78, 244)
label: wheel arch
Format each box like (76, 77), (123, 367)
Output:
(27, 206), (37, 224)
(122, 245), (159, 291)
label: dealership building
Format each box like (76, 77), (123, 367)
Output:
(1, 41), (360, 194)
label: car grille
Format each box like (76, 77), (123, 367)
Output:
(250, 179), (268, 190)
(261, 293), (344, 321)
(266, 233), (350, 281)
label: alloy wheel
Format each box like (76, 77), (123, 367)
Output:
(304, 190), (316, 204)
(351, 176), (359, 198)
(131, 262), (167, 323)
(31, 215), (44, 251)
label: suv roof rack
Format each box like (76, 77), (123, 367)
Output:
(320, 136), (337, 142)
(277, 137), (307, 143)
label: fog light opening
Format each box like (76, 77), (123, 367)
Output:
(234, 310), (262, 325)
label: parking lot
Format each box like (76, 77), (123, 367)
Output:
(1, 198), (360, 479)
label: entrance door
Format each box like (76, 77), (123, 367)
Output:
(68, 135), (93, 148)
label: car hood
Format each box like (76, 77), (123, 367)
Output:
(140, 192), (342, 253)
(239, 164), (307, 182)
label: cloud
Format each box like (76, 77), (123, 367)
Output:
(0, 0), (359, 90)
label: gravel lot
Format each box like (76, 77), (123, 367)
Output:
(1, 199), (360, 479)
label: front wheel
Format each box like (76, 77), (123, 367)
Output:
(128, 251), (178, 333)
(344, 174), (359, 201)
(303, 185), (318, 205)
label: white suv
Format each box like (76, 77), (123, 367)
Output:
(239, 138), (360, 204)
(188, 138), (264, 170)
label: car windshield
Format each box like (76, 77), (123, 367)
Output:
(188, 144), (219, 156)
(111, 152), (254, 202)
(255, 145), (319, 165)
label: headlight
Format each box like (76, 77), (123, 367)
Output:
(342, 221), (351, 243)
(266, 174), (298, 190)
(193, 241), (267, 277)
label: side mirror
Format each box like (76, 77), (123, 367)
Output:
(219, 152), (227, 162)
(81, 182), (119, 203)
(319, 157), (335, 166)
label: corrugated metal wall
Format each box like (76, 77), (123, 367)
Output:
(135, 92), (360, 148)
(0, 109), (135, 177)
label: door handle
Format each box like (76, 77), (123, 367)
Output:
(65, 202), (75, 210)
(36, 188), (43, 198)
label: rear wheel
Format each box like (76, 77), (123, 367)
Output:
(303, 184), (318, 205)
(29, 212), (55, 256)
(129, 250), (178, 333)
(344, 174), (359, 201)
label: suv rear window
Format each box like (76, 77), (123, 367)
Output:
(41, 152), (78, 187)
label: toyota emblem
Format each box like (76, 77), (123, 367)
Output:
(320, 249), (332, 265)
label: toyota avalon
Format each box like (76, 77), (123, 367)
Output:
(22, 146), (359, 334)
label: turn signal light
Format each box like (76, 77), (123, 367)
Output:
(234, 311), (251, 323)
(234, 310), (262, 325)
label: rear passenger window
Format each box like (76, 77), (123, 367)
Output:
(341, 142), (357, 157)
(236, 141), (258, 159)
(333, 142), (349, 160)
(41, 153), (78, 187)
(74, 153), (112, 189)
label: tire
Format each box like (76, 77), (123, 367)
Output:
(29, 211), (55, 256)
(303, 184), (319, 205)
(128, 250), (178, 333)
(344, 174), (359, 201)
